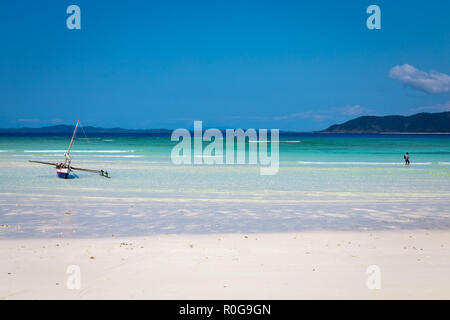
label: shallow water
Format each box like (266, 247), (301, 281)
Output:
(0, 133), (449, 238)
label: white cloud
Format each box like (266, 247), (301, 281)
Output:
(334, 104), (367, 116)
(389, 64), (450, 94)
(273, 104), (368, 121)
(412, 101), (450, 113)
(273, 111), (330, 121)
(16, 118), (42, 123)
(16, 118), (64, 124)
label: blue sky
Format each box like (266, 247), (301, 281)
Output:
(0, 0), (449, 130)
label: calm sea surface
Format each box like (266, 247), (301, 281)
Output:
(0, 133), (449, 238)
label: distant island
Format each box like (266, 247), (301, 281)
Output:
(1, 111), (449, 134)
(321, 111), (450, 133)
(0, 125), (172, 134)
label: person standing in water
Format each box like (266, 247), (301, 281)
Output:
(404, 152), (410, 165)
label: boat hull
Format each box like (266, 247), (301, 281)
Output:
(56, 168), (76, 179)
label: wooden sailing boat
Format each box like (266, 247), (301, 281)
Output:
(29, 120), (110, 179)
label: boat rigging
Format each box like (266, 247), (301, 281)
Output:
(29, 120), (110, 179)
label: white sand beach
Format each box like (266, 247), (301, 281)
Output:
(1, 140), (450, 299)
(2, 0), (450, 302)
(1, 230), (449, 299)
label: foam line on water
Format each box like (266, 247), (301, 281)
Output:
(297, 161), (433, 165)
(93, 155), (142, 158)
(249, 141), (301, 143)
(24, 150), (135, 153)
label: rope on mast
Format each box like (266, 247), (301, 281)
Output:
(79, 122), (91, 145)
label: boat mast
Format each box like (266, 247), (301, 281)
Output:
(64, 120), (79, 167)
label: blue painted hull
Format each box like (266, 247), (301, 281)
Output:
(56, 168), (76, 179)
(57, 171), (68, 179)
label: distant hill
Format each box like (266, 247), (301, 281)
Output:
(0, 125), (171, 134)
(321, 112), (450, 133)
(2, 112), (449, 134)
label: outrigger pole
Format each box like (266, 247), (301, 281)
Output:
(28, 120), (110, 178)
(28, 160), (110, 178)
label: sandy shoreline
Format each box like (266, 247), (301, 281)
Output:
(1, 230), (449, 299)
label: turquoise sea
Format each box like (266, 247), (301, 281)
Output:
(0, 133), (449, 238)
